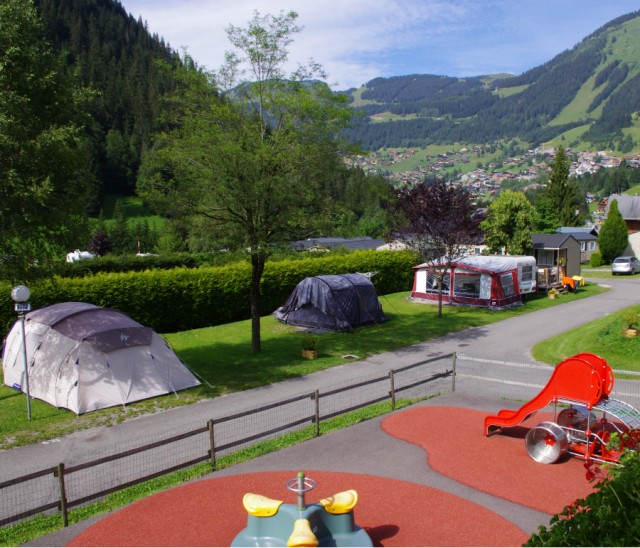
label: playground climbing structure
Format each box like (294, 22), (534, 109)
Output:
(484, 353), (640, 464)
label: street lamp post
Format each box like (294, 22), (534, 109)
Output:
(11, 285), (32, 420)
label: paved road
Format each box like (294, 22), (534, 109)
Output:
(1, 275), (639, 522)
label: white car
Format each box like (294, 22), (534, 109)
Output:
(611, 256), (640, 275)
(611, 257), (640, 276)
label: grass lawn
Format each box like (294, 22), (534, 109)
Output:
(0, 284), (606, 450)
(579, 266), (640, 279)
(531, 303), (640, 370)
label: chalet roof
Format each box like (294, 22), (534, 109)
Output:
(555, 227), (598, 241)
(532, 233), (579, 249)
(606, 194), (640, 220)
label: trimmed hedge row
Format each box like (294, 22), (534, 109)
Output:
(0, 250), (419, 334)
(57, 250), (260, 277)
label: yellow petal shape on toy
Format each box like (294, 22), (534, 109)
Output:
(287, 518), (319, 547)
(319, 489), (358, 514)
(242, 493), (283, 517)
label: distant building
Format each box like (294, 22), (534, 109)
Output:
(532, 233), (581, 290)
(605, 194), (640, 258)
(606, 194), (640, 233)
(290, 237), (385, 252)
(556, 227), (599, 264)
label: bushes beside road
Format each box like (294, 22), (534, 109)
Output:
(0, 250), (419, 333)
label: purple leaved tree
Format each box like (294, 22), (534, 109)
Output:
(389, 180), (485, 317)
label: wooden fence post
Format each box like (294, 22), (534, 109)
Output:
(314, 390), (320, 437)
(208, 419), (216, 470)
(55, 463), (68, 527)
(389, 370), (396, 410)
(451, 352), (457, 392)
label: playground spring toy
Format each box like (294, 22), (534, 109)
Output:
(231, 472), (373, 547)
(484, 353), (640, 465)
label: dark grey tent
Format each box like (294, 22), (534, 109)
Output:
(273, 273), (388, 332)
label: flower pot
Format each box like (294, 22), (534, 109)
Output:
(548, 293), (558, 300)
(622, 328), (638, 338)
(301, 349), (318, 359)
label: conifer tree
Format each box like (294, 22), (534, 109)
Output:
(599, 199), (628, 264)
(542, 146), (586, 227)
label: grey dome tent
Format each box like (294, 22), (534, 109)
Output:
(273, 273), (388, 332)
(2, 302), (200, 414)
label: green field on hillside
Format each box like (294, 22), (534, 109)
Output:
(98, 194), (164, 231)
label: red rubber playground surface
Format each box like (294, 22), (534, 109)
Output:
(67, 405), (597, 547)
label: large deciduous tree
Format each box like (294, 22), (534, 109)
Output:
(389, 180), (484, 317)
(481, 190), (535, 255)
(138, 11), (351, 352)
(599, 198), (628, 264)
(0, 0), (92, 281)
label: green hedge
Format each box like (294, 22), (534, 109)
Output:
(56, 251), (251, 277)
(0, 250), (419, 334)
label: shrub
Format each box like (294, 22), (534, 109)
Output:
(589, 251), (603, 267)
(622, 309), (639, 330)
(525, 445), (640, 546)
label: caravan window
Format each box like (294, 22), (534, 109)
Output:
(500, 273), (516, 297)
(520, 264), (534, 281)
(453, 272), (481, 298)
(425, 271), (448, 294)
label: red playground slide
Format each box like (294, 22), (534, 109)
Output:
(484, 353), (614, 436)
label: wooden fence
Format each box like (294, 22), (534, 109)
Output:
(0, 353), (455, 528)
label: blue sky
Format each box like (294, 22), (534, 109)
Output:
(122, 0), (640, 89)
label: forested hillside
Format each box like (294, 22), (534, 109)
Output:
(344, 10), (640, 153)
(28, 1), (640, 203)
(34, 0), (181, 202)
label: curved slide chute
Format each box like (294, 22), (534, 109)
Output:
(484, 353), (614, 436)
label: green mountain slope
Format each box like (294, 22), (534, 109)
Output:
(342, 10), (640, 152)
(32, 0), (640, 195)
(34, 0), (181, 200)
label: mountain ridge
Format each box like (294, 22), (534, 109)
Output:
(32, 1), (640, 198)
(341, 10), (640, 154)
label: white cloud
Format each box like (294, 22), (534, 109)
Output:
(122, 0), (640, 89)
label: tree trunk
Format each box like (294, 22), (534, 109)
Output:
(437, 276), (443, 318)
(250, 254), (266, 353)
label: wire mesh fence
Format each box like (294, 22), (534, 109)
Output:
(0, 353), (454, 528)
(3, 352), (640, 530)
(454, 354), (640, 411)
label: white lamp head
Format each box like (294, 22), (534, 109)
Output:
(11, 285), (30, 303)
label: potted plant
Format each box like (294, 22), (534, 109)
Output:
(548, 288), (559, 300)
(622, 309), (639, 338)
(301, 333), (320, 359)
